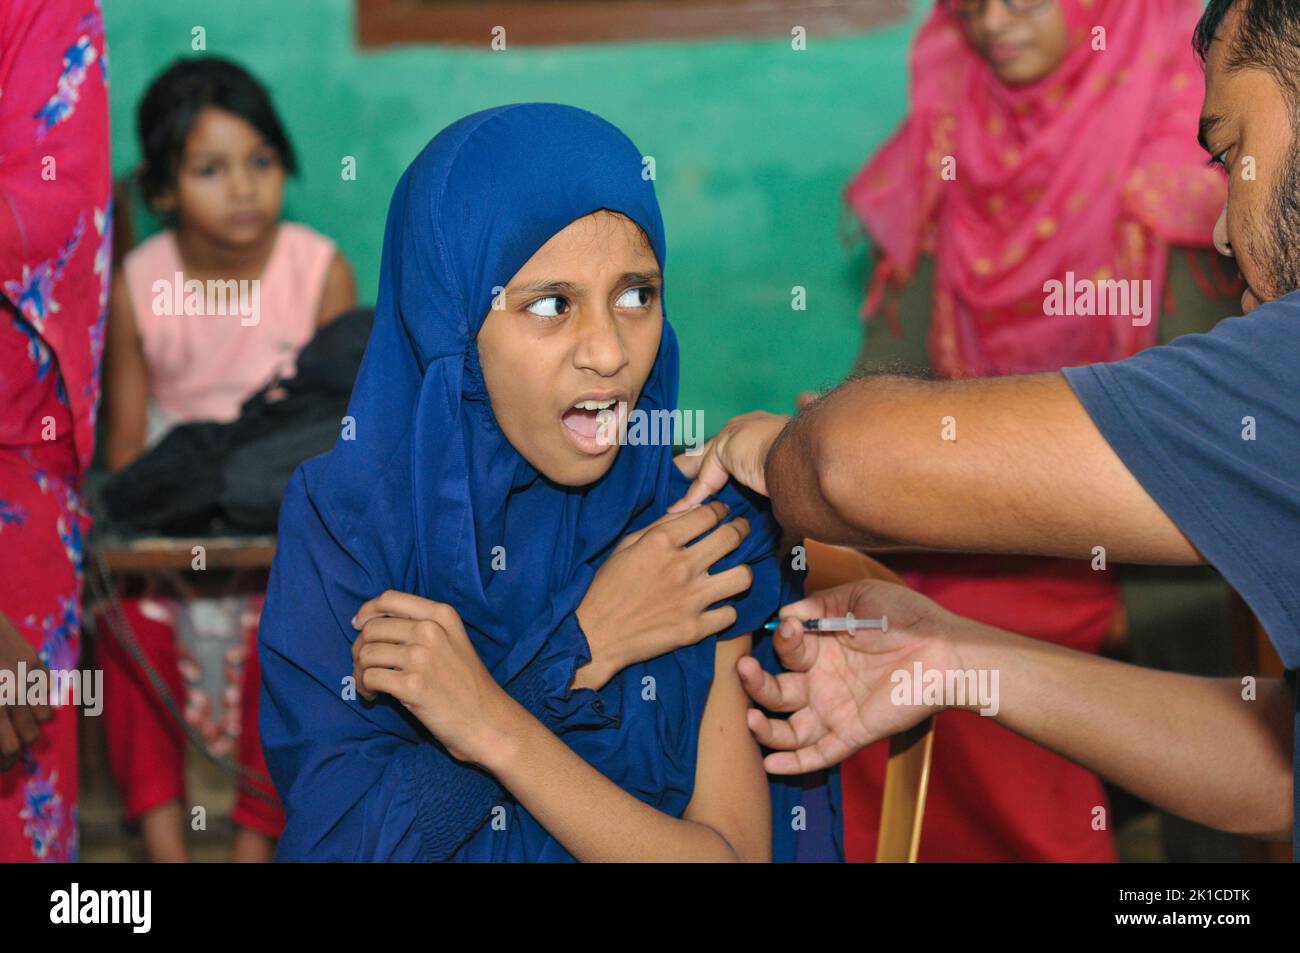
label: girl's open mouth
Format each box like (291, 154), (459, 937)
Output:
(560, 397), (624, 456)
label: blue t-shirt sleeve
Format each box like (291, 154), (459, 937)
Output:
(1061, 295), (1300, 670)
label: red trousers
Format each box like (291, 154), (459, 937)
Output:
(97, 594), (283, 838)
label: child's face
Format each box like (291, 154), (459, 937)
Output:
(476, 211), (663, 487)
(161, 106), (285, 248)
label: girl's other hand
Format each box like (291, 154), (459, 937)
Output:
(351, 591), (516, 766)
(574, 501), (753, 690)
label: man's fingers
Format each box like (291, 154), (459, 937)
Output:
(745, 705), (825, 753)
(773, 617), (817, 673)
(667, 448), (730, 513)
(672, 442), (712, 479)
(736, 655), (807, 712)
(763, 745), (831, 776)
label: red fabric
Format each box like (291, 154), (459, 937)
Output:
(97, 596), (284, 837)
(0, 0), (109, 862)
(0, 394), (85, 862)
(0, 0), (112, 473)
(98, 599), (187, 822)
(846, 0), (1224, 378)
(843, 554), (1121, 862)
(232, 615), (285, 838)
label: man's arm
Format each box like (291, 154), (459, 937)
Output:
(962, 623), (1295, 840)
(766, 372), (1202, 564)
(743, 581), (1295, 841)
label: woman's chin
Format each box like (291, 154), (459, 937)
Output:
(537, 442), (622, 488)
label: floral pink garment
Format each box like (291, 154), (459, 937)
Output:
(846, 0), (1225, 378)
(0, 0), (111, 861)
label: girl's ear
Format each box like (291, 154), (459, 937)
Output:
(153, 188), (177, 216)
(135, 163), (173, 217)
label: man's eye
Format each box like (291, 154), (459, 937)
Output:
(615, 287), (653, 308)
(525, 295), (568, 318)
(1209, 148), (1230, 172)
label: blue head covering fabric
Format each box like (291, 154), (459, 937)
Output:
(258, 102), (813, 861)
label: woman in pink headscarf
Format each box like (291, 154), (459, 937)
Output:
(840, 0), (1237, 861)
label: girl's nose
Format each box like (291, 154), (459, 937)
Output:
(573, 308), (628, 377)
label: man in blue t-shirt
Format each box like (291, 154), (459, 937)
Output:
(673, 0), (1299, 855)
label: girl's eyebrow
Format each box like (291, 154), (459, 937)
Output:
(509, 271), (662, 297)
(620, 270), (663, 287)
(183, 143), (276, 163)
(510, 279), (581, 297)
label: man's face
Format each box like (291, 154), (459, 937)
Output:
(1201, 4), (1300, 314)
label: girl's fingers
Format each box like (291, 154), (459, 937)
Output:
(701, 561), (754, 607)
(353, 617), (428, 653)
(695, 605), (739, 640)
(614, 503), (710, 554)
(358, 665), (406, 703)
(662, 500), (728, 547)
(358, 642), (408, 670)
(689, 516), (750, 570)
(353, 590), (443, 629)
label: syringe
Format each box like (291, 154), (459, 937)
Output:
(763, 612), (888, 634)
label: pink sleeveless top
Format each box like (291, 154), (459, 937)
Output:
(123, 221), (335, 442)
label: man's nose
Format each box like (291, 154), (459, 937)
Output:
(1212, 204), (1233, 258)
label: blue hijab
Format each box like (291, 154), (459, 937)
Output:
(259, 103), (823, 861)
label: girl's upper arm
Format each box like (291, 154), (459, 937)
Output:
(103, 269), (149, 471)
(315, 250), (358, 328)
(682, 633), (771, 862)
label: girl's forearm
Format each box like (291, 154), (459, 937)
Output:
(958, 622), (1295, 838)
(479, 699), (742, 861)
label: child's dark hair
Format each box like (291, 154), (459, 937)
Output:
(136, 56), (298, 211)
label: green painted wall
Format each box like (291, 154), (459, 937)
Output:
(104, 0), (926, 430)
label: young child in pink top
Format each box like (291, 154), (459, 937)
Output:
(101, 56), (356, 862)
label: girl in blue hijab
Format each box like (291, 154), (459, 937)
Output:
(258, 103), (826, 861)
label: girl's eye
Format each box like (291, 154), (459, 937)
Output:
(615, 286), (654, 309)
(196, 164), (220, 177)
(252, 155), (276, 170)
(525, 295), (568, 318)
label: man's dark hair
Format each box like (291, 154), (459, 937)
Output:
(136, 56), (298, 212)
(1194, 0), (1300, 101)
